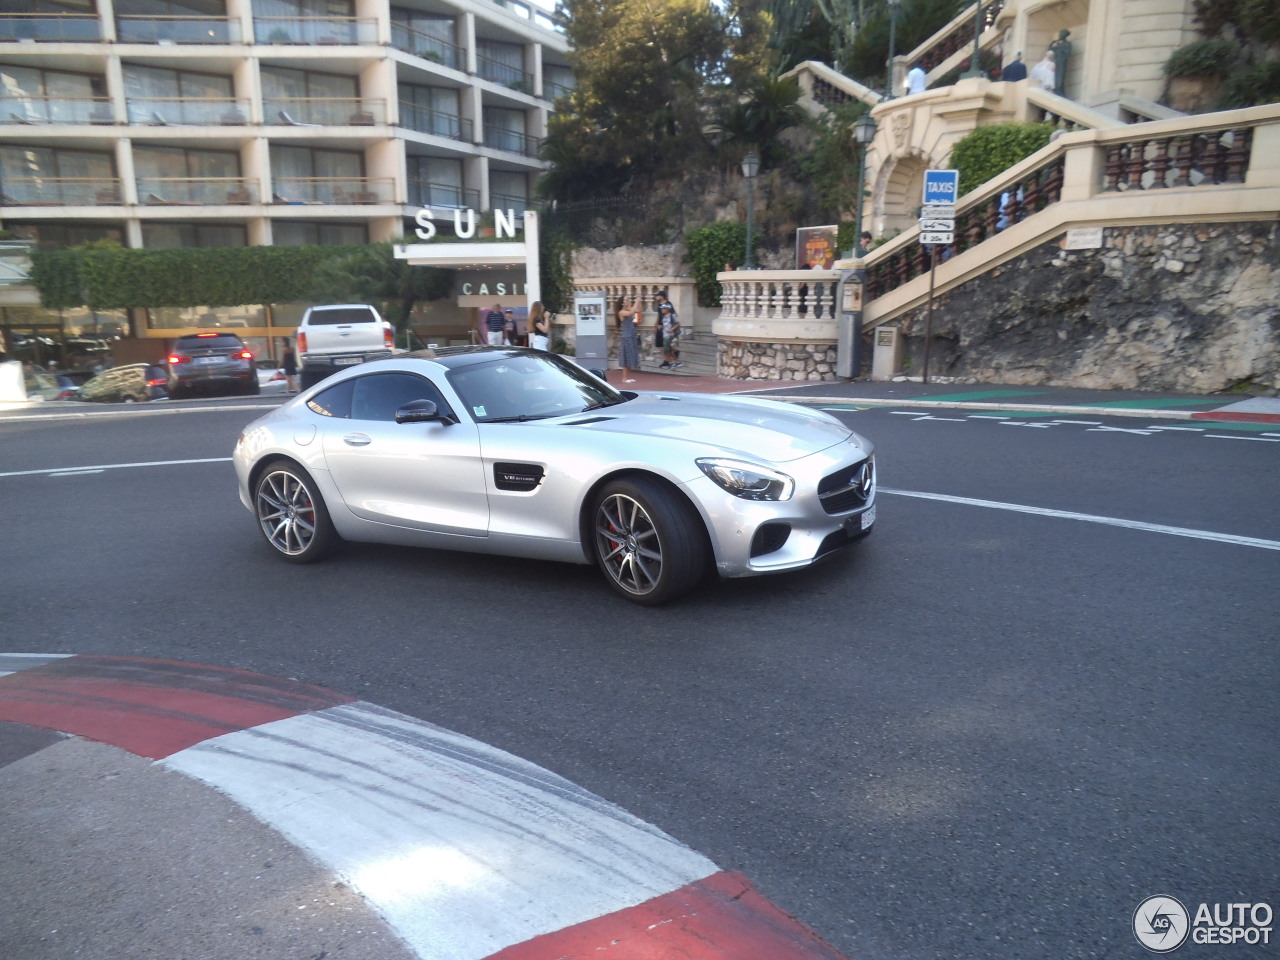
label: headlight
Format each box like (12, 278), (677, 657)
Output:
(696, 458), (794, 501)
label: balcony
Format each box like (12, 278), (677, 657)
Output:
(254, 17), (377, 46)
(137, 177), (259, 204)
(116, 16), (241, 44)
(477, 53), (533, 93)
(265, 98), (386, 126)
(0, 14), (101, 42)
(399, 103), (470, 141)
(489, 191), (529, 214)
(543, 78), (573, 100)
(391, 24), (462, 70)
(126, 98), (252, 126)
(3, 97), (113, 125)
(0, 178), (122, 205)
(405, 178), (478, 209)
(483, 127), (540, 158)
(270, 176), (393, 204)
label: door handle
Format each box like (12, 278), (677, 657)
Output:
(342, 433), (371, 446)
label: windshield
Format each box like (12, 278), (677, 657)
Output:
(447, 352), (624, 423)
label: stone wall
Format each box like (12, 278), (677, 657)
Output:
(893, 221), (1280, 392)
(719, 340), (838, 381)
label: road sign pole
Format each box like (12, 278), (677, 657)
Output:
(922, 246), (937, 384)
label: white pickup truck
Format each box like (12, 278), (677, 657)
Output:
(295, 303), (395, 389)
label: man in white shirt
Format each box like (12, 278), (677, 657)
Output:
(906, 63), (927, 95)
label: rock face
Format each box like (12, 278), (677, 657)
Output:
(896, 222), (1280, 393)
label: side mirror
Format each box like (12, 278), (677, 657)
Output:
(395, 398), (456, 425)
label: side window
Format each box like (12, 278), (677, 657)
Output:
(307, 378), (354, 418)
(350, 372), (448, 422)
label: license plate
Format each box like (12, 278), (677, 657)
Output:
(860, 504), (876, 530)
(333, 356), (362, 366)
(195, 355), (221, 365)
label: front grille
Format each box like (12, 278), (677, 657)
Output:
(818, 458), (875, 515)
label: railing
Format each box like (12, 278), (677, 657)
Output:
(3, 97), (112, 125)
(0, 14), (101, 42)
(910, 0), (1005, 74)
(0, 178), (122, 205)
(391, 23), (462, 70)
(137, 178), (259, 204)
(399, 102), (470, 141)
(1102, 127), (1252, 191)
(543, 78), (573, 100)
(718, 270), (840, 322)
(484, 127), (540, 157)
(270, 176), (394, 204)
(116, 16), (241, 44)
(126, 97), (252, 126)
(405, 178), (480, 209)
(265, 98), (386, 126)
(253, 17), (377, 45)
(477, 53), (533, 93)
(489, 191), (529, 213)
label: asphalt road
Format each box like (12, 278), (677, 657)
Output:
(1, 399), (1277, 960)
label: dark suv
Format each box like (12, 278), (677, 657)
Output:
(166, 332), (259, 398)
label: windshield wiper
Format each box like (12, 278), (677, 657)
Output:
(581, 397), (625, 412)
(484, 413), (554, 423)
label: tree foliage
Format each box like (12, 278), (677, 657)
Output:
(797, 100), (873, 222)
(685, 221), (751, 306)
(1179, 0), (1280, 107)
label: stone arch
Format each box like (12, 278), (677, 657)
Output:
(873, 148), (931, 239)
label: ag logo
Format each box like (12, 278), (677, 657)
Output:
(1134, 896), (1190, 953)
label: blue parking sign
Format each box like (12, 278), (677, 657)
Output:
(922, 169), (960, 205)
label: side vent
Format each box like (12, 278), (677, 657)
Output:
(494, 462), (544, 492)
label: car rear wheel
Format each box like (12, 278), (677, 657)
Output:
(254, 460), (336, 563)
(591, 477), (707, 606)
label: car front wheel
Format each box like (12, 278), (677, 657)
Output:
(254, 460), (336, 563)
(591, 477), (707, 606)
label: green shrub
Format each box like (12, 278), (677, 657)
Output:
(685, 221), (750, 307)
(1216, 57), (1280, 108)
(1164, 38), (1237, 79)
(949, 122), (1057, 196)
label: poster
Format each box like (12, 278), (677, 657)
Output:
(796, 225), (838, 269)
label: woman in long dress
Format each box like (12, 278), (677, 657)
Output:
(615, 297), (641, 383)
(1030, 50), (1055, 91)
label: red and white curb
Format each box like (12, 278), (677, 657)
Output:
(0, 653), (851, 960)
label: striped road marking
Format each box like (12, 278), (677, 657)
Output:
(0, 655), (849, 960)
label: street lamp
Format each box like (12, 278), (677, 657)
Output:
(962, 0), (984, 79)
(852, 114), (877, 256)
(741, 151), (759, 269)
(885, 0), (901, 98)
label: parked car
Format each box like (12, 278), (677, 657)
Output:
(166, 332), (259, 398)
(71, 364), (169, 403)
(233, 347), (877, 605)
(22, 365), (63, 401)
(295, 303), (395, 390)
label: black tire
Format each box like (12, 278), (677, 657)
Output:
(591, 476), (707, 605)
(253, 460), (336, 563)
(242, 377), (260, 396)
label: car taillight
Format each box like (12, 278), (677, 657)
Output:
(384, 326), (394, 349)
(168, 355), (189, 364)
(146, 377), (166, 386)
(297, 331), (307, 353)
(239, 350), (253, 360)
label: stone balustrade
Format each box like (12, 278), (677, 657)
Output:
(713, 269), (844, 381)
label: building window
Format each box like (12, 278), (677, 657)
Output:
(273, 221), (367, 245)
(407, 156), (471, 209)
(390, 8), (458, 68)
(484, 106), (529, 154)
(490, 170), (527, 211)
(270, 145), (363, 203)
(133, 145), (240, 203)
(141, 222), (247, 247)
(262, 66), (357, 125)
(0, 145), (115, 204)
(5, 221), (124, 249)
(1, 64), (108, 124)
(123, 64), (233, 124)
(476, 39), (527, 90)
(400, 84), (462, 139)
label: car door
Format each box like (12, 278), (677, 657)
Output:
(316, 371), (490, 536)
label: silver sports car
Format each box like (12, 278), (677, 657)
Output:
(233, 347), (876, 605)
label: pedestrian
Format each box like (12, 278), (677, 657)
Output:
(906, 62), (927, 95)
(615, 297), (641, 384)
(1031, 50), (1055, 91)
(1001, 51), (1027, 82)
(855, 231), (874, 256)
(657, 300), (681, 369)
(527, 301), (550, 351)
(280, 337), (298, 393)
(482, 303), (504, 346)
(502, 309), (517, 345)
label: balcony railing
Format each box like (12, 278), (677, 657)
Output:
(270, 176), (393, 204)
(405, 178), (479, 209)
(0, 14), (101, 42)
(489, 191), (529, 214)
(3, 97), (112, 125)
(391, 23), (462, 70)
(137, 178), (259, 204)
(127, 97), (252, 126)
(265, 98), (386, 126)
(484, 128), (540, 157)
(543, 79), (573, 100)
(1102, 127), (1253, 191)
(254, 16), (377, 45)
(399, 103), (470, 140)
(0, 178), (121, 205)
(116, 16), (241, 44)
(911, 0), (1005, 74)
(477, 53), (533, 93)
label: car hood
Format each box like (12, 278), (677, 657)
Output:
(567, 392), (856, 462)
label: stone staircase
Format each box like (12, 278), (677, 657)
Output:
(637, 331), (717, 376)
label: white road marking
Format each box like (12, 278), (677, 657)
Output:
(50, 470), (105, 477)
(1049, 420), (1102, 425)
(0, 457), (232, 479)
(1206, 434), (1280, 443)
(1147, 426), (1205, 432)
(1087, 426), (1155, 435)
(164, 703), (717, 960)
(881, 487), (1280, 551)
